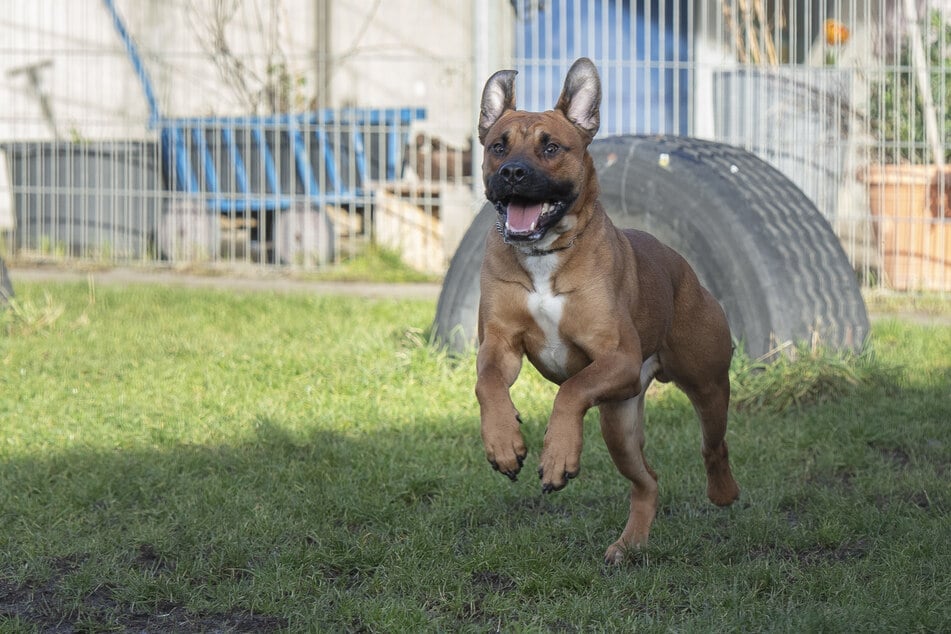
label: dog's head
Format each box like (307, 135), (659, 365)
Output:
(478, 57), (601, 248)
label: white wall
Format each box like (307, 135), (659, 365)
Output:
(0, 1), (152, 140)
(330, 0), (487, 145)
(0, 0), (512, 145)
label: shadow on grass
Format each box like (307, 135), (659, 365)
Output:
(0, 419), (493, 631)
(2, 374), (950, 632)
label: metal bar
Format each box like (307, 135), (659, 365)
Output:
(221, 127), (249, 195)
(192, 127), (219, 194)
(101, 0), (161, 125)
(252, 123), (280, 197)
(288, 116), (321, 204)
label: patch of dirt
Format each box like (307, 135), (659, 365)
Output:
(124, 607), (286, 632)
(449, 570), (519, 627)
(470, 570), (516, 594)
(874, 489), (942, 513)
(909, 490), (932, 510)
(8, 265), (442, 300)
(806, 467), (856, 491)
(793, 540), (870, 565)
(134, 542), (177, 575)
(870, 442), (912, 468)
(320, 564), (371, 591)
(749, 539), (869, 566)
(0, 552), (287, 633)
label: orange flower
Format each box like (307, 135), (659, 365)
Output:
(825, 19), (850, 45)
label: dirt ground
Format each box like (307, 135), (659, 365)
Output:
(5, 264), (950, 326)
(6, 265), (443, 300)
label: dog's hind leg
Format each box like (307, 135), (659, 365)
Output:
(683, 374), (740, 507)
(599, 360), (660, 565)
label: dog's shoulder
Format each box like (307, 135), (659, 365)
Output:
(619, 227), (702, 301)
(621, 228), (688, 273)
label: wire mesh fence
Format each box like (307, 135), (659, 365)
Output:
(1, 0), (949, 291)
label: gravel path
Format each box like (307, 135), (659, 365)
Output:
(7, 265), (443, 300)
(6, 265), (950, 325)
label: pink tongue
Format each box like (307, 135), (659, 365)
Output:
(506, 202), (544, 233)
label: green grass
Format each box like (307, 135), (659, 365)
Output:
(863, 289), (951, 319)
(1, 281), (949, 632)
(301, 245), (440, 284)
(729, 340), (902, 414)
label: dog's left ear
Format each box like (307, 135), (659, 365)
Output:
(479, 69), (518, 145)
(554, 57), (601, 141)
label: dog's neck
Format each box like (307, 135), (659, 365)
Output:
(516, 234), (580, 257)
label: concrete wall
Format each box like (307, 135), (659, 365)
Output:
(0, 0), (514, 145)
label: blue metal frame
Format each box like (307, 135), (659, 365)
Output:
(103, 0), (425, 214)
(155, 109), (425, 212)
(102, 0), (160, 126)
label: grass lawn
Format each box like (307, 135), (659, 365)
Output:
(1, 280), (949, 632)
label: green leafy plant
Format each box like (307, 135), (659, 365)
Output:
(869, 10), (951, 163)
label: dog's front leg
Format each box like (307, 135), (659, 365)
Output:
(475, 333), (528, 481)
(538, 349), (642, 492)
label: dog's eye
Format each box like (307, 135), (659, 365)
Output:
(544, 143), (560, 156)
(491, 142), (505, 156)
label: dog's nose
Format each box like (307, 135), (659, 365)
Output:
(499, 161), (531, 184)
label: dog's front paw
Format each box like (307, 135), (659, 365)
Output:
(537, 459), (579, 492)
(537, 424), (582, 492)
(483, 413), (528, 481)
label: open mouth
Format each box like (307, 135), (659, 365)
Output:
(495, 199), (568, 242)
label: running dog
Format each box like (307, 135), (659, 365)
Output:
(474, 57), (740, 564)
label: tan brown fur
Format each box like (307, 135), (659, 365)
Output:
(475, 58), (739, 564)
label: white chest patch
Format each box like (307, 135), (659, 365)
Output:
(522, 254), (569, 375)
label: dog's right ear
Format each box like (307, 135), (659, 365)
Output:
(478, 69), (517, 145)
(555, 58), (601, 141)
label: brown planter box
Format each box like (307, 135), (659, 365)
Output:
(862, 164), (951, 291)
